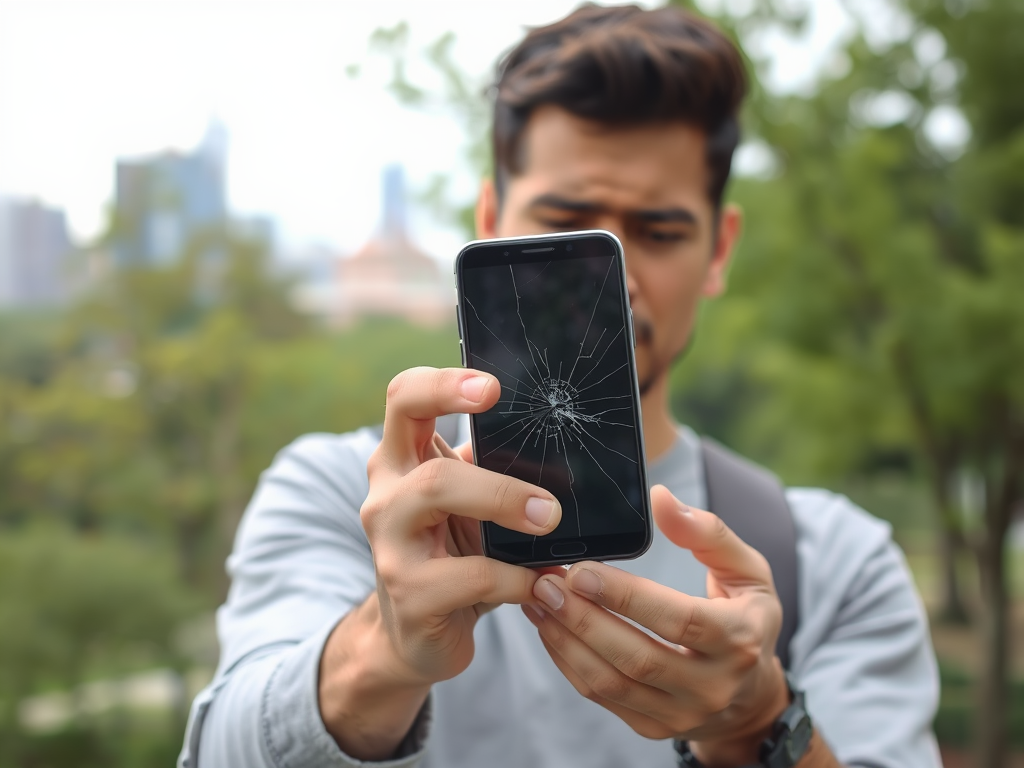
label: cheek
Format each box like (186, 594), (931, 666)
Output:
(646, 262), (705, 340)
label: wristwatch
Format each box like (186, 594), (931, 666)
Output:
(674, 673), (813, 768)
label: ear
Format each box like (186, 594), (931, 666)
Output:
(475, 178), (499, 239)
(702, 203), (742, 298)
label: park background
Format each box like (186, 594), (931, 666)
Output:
(0, 0), (1022, 766)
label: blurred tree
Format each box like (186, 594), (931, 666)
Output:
(0, 228), (306, 589)
(0, 527), (192, 764)
(695, 1), (1024, 765)
(0, 95), (462, 768)
(0, 226), (460, 596)
(63, 230), (312, 589)
(366, 22), (491, 238)
(0, 312), (63, 385)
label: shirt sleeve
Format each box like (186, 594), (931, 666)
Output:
(786, 489), (943, 768)
(177, 430), (432, 768)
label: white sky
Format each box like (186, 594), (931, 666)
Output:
(0, 0), (853, 262)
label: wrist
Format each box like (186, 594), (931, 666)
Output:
(318, 594), (431, 760)
(688, 659), (790, 767)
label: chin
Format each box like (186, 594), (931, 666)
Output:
(634, 347), (671, 398)
(634, 359), (656, 397)
(633, 354), (651, 384)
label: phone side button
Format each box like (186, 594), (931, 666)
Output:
(459, 341), (467, 367)
(550, 541), (587, 558)
(455, 304), (463, 340)
(629, 309), (637, 348)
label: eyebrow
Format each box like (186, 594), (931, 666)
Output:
(527, 193), (698, 225)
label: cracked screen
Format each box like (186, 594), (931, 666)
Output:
(459, 235), (650, 564)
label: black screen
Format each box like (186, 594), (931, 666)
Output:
(458, 233), (650, 565)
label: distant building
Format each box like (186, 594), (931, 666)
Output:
(332, 165), (450, 327)
(112, 121), (228, 267)
(0, 197), (73, 307)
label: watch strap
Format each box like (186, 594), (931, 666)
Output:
(673, 673), (812, 768)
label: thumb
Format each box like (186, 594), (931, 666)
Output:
(651, 484), (774, 591)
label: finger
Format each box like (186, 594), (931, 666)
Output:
(453, 441), (474, 463)
(520, 593), (678, 719)
(378, 367), (499, 474)
(534, 565), (569, 578)
(415, 427), (456, 470)
(409, 556), (539, 615)
(533, 574), (713, 686)
(384, 457), (561, 535)
(651, 485), (774, 591)
(433, 431), (461, 460)
(532, 628), (677, 741)
(562, 562), (737, 655)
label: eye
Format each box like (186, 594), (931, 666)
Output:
(537, 217), (584, 231)
(643, 228), (690, 245)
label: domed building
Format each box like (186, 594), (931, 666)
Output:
(333, 165), (450, 327)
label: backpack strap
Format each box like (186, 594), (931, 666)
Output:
(700, 437), (799, 670)
(368, 413), (462, 447)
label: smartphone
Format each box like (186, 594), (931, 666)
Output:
(454, 230), (653, 567)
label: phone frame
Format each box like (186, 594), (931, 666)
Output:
(454, 229), (653, 567)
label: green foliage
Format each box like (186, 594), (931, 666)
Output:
(0, 311), (63, 384)
(238, 319), (459, 486)
(668, 2), (1024, 761)
(672, 0), (1024, 510)
(0, 218), (460, 765)
(0, 528), (190, 696)
(0, 231), (459, 592)
(365, 22), (493, 238)
(0, 527), (192, 764)
(2, 721), (183, 768)
(934, 662), (1024, 748)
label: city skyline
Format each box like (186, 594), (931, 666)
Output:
(0, 196), (73, 307)
(113, 120), (229, 267)
(0, 0), (857, 262)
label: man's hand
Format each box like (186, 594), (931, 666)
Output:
(318, 366), (561, 760)
(524, 484), (817, 767)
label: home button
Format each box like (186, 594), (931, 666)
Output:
(549, 541), (587, 558)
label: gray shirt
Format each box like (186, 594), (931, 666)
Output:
(180, 421), (942, 768)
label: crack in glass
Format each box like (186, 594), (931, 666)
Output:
(465, 257), (642, 539)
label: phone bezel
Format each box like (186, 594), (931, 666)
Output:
(454, 229), (654, 567)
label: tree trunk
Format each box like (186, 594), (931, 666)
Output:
(936, 497), (971, 625)
(975, 524), (1009, 768)
(889, 342), (970, 622)
(977, 423), (1024, 768)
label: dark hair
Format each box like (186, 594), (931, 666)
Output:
(492, 3), (748, 208)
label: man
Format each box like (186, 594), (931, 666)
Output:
(180, 5), (941, 768)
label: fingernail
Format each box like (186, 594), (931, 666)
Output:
(571, 567), (603, 597)
(461, 376), (488, 403)
(677, 500), (693, 516)
(525, 496), (557, 528)
(534, 578), (564, 611)
(525, 603), (546, 621)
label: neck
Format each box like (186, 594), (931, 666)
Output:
(640, 373), (679, 462)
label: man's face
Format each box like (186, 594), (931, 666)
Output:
(478, 106), (739, 396)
